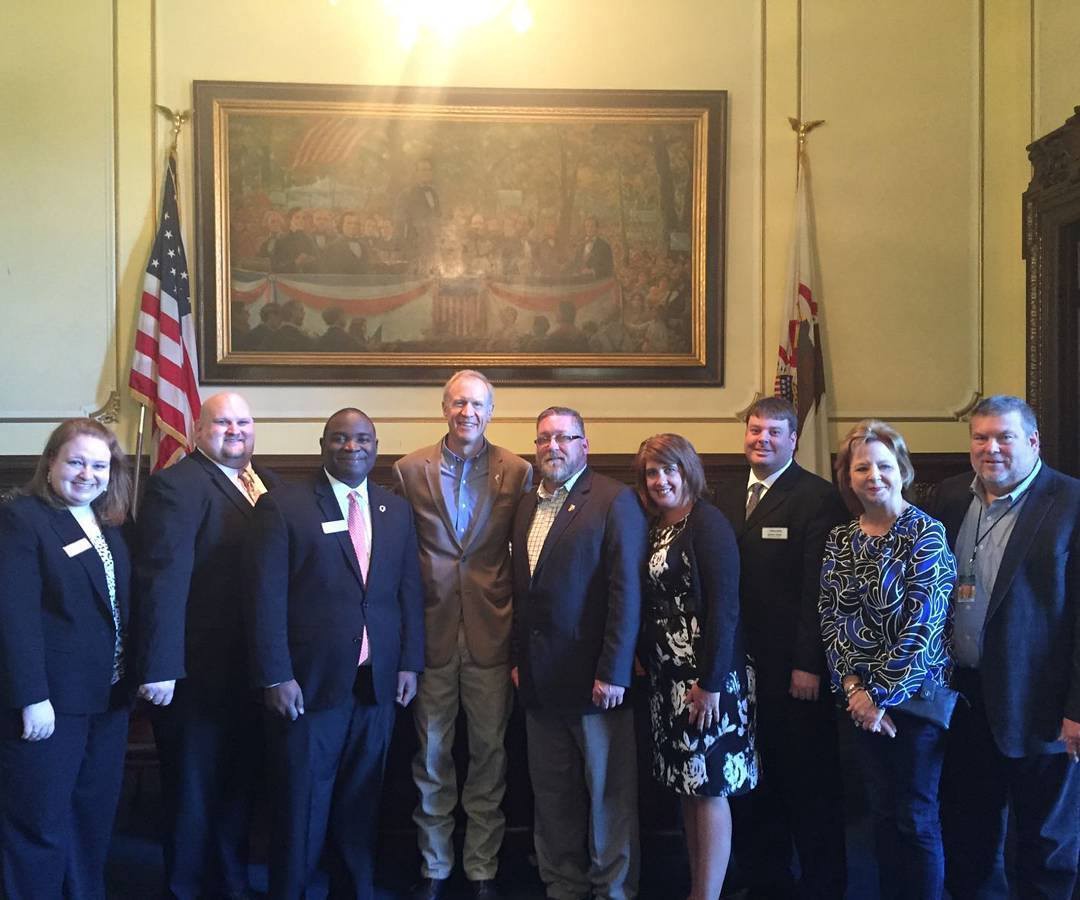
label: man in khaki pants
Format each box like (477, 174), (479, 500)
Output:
(393, 370), (533, 900)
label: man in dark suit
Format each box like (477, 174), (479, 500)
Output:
(135, 391), (278, 900)
(716, 396), (849, 899)
(511, 406), (647, 900)
(933, 395), (1080, 899)
(570, 216), (614, 279)
(393, 371), (533, 900)
(397, 158), (441, 275)
(246, 408), (424, 900)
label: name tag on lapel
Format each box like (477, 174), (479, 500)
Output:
(761, 527), (788, 540)
(63, 537), (93, 557)
(322, 520), (348, 534)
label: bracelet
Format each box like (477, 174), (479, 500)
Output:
(843, 681), (864, 699)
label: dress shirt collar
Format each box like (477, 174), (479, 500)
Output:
(441, 436), (488, 468)
(747, 457), (793, 492)
(970, 458), (1041, 506)
(324, 468), (369, 507)
(538, 464), (585, 501)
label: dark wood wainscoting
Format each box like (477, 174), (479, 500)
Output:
(0, 450), (971, 504)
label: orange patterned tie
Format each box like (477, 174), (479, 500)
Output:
(238, 467), (264, 506)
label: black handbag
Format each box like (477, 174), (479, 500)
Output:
(893, 678), (960, 730)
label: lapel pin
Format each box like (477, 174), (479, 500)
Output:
(379, 504), (386, 513)
(567, 504), (576, 512)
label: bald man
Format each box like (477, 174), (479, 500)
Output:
(134, 392), (280, 900)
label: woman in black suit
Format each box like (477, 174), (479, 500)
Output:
(0, 418), (133, 899)
(634, 434), (758, 900)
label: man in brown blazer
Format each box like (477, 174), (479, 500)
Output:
(392, 370), (533, 900)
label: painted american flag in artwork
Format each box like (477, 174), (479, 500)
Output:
(775, 153), (830, 480)
(129, 151), (202, 471)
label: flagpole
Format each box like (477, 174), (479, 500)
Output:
(788, 117), (826, 180)
(131, 105), (193, 517)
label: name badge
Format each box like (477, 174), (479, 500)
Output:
(322, 520), (348, 534)
(63, 537), (93, 557)
(761, 527), (788, 540)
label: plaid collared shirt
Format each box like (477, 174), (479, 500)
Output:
(525, 467), (585, 576)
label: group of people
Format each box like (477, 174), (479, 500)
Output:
(0, 377), (1078, 900)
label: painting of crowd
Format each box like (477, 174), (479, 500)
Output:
(223, 114), (701, 357)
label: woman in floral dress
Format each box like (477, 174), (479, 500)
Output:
(634, 433), (758, 900)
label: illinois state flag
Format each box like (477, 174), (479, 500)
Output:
(774, 153), (830, 480)
(129, 151), (202, 471)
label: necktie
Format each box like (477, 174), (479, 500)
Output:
(348, 491), (371, 665)
(238, 467), (264, 506)
(746, 482), (764, 519)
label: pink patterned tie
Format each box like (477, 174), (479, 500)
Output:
(348, 491), (370, 664)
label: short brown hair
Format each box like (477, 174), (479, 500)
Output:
(633, 433), (707, 516)
(537, 406), (585, 436)
(746, 396), (798, 434)
(834, 419), (914, 514)
(25, 419), (133, 526)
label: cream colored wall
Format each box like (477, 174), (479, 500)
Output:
(2, 1), (1076, 459)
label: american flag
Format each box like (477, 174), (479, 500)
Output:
(775, 151), (830, 480)
(129, 151), (202, 471)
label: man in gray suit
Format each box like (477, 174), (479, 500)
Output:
(392, 370), (533, 900)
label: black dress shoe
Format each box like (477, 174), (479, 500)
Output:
(409, 876), (449, 900)
(469, 880), (501, 899)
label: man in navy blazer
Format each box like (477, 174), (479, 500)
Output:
(716, 396), (849, 899)
(933, 395), (1080, 899)
(134, 391), (278, 900)
(511, 406), (647, 900)
(247, 408), (424, 900)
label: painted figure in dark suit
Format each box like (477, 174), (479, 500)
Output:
(716, 396), (849, 899)
(397, 158), (441, 274)
(246, 408), (424, 899)
(393, 371), (533, 900)
(570, 216), (614, 279)
(511, 406), (647, 900)
(0, 419), (134, 900)
(932, 396), (1080, 899)
(134, 391), (278, 900)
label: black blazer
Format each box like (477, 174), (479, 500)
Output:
(715, 463), (850, 699)
(934, 465), (1080, 757)
(245, 471), (425, 710)
(0, 495), (130, 714)
(675, 500), (744, 693)
(133, 451), (280, 691)
(510, 467), (647, 712)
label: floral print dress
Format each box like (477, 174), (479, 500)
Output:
(642, 516), (758, 797)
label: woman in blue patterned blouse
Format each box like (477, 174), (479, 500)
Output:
(819, 420), (956, 900)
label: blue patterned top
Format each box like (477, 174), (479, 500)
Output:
(819, 505), (955, 708)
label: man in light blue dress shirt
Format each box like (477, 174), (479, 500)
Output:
(934, 395), (1080, 899)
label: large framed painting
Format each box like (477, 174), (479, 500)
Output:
(193, 81), (727, 385)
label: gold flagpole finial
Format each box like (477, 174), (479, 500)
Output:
(788, 117), (825, 176)
(155, 104), (191, 152)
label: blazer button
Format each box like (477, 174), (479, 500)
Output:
(352, 637), (361, 644)
(532, 628), (541, 637)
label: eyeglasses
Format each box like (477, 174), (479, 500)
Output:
(534, 433), (584, 447)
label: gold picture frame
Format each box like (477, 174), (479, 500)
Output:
(194, 81), (727, 385)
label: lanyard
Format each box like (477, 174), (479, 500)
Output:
(966, 489), (1028, 571)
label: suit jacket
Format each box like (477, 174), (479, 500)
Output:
(572, 236), (614, 278)
(0, 495), (131, 714)
(133, 450), (280, 693)
(934, 465), (1080, 757)
(715, 463), (850, 699)
(245, 471), (424, 710)
(392, 441), (533, 669)
(510, 467), (647, 712)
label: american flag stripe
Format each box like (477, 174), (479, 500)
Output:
(128, 151), (201, 471)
